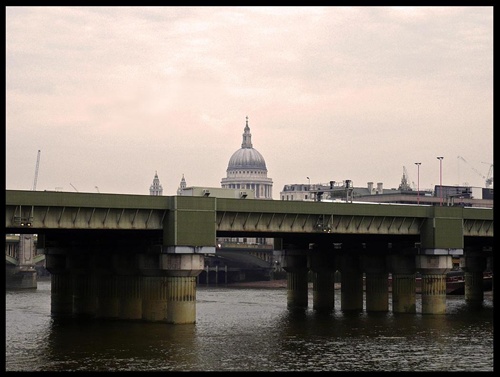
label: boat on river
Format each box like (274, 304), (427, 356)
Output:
(443, 270), (493, 295)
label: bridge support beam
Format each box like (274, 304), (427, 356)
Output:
(309, 247), (336, 312)
(362, 254), (389, 312)
(340, 254), (363, 312)
(282, 249), (309, 309)
(462, 254), (487, 308)
(390, 254), (417, 313)
(417, 253), (453, 314)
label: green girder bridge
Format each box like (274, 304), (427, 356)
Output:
(5, 190), (494, 322)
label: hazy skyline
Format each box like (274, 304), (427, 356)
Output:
(6, 6), (493, 199)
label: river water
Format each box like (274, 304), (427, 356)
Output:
(5, 279), (493, 372)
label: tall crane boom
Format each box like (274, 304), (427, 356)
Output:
(457, 156), (493, 188)
(398, 166), (414, 191)
(32, 150), (41, 191)
(457, 155), (485, 183)
(481, 162), (493, 188)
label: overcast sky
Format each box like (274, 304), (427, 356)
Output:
(6, 6), (493, 199)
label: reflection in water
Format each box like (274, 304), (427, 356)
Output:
(45, 320), (198, 371)
(6, 281), (493, 371)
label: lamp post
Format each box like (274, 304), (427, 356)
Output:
(414, 162), (421, 205)
(437, 157), (444, 206)
(306, 177), (311, 200)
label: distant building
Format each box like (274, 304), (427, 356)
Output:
(280, 180), (399, 201)
(280, 180), (493, 208)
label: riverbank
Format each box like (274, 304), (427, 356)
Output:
(225, 279), (342, 290)
(225, 279), (288, 288)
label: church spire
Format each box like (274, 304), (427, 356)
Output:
(149, 171), (163, 196)
(241, 116), (252, 148)
(177, 174), (187, 195)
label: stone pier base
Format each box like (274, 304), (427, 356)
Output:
(5, 266), (37, 290)
(50, 273), (74, 317)
(421, 274), (447, 314)
(340, 255), (363, 312)
(166, 276), (197, 324)
(392, 274), (416, 313)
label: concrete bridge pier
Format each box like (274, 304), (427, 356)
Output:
(118, 274), (143, 320)
(45, 253), (73, 317)
(417, 253), (453, 314)
(487, 256), (493, 296)
(142, 276), (169, 322)
(162, 252), (204, 324)
(339, 254), (363, 312)
(6, 265), (37, 290)
(282, 249), (309, 309)
(72, 273), (98, 319)
(113, 254), (142, 320)
(362, 254), (389, 312)
(96, 274), (120, 319)
(93, 254), (120, 319)
(389, 254), (417, 313)
(462, 254), (487, 308)
(139, 253), (169, 322)
(308, 246), (336, 312)
(166, 276), (197, 324)
(66, 253), (99, 319)
(50, 273), (74, 317)
(5, 234), (37, 289)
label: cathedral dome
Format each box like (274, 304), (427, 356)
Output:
(227, 118), (267, 172)
(228, 148), (267, 170)
(221, 117), (273, 199)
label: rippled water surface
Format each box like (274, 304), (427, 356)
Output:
(6, 280), (493, 371)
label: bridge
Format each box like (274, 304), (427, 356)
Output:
(5, 189), (493, 323)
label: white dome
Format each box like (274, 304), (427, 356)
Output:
(227, 148), (267, 171)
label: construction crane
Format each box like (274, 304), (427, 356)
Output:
(398, 166), (414, 191)
(481, 162), (493, 188)
(457, 156), (492, 188)
(398, 166), (415, 191)
(32, 150), (41, 191)
(70, 183), (79, 192)
(95, 186), (100, 193)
